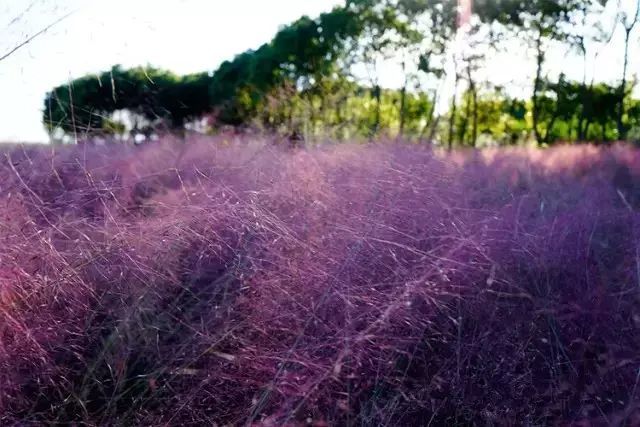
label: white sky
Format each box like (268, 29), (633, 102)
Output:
(0, 0), (638, 142)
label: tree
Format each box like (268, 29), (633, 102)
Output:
(403, 0), (457, 140)
(43, 0), (640, 146)
(476, 0), (605, 145)
(345, 0), (403, 136)
(565, 0), (609, 140)
(616, 0), (640, 139)
(44, 66), (211, 140)
(207, 5), (364, 133)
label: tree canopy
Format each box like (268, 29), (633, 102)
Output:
(44, 0), (640, 146)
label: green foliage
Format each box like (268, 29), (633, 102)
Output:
(43, 0), (640, 147)
(45, 66), (211, 137)
(475, 0), (605, 33)
(208, 6), (363, 127)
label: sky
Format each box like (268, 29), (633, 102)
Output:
(0, 0), (638, 142)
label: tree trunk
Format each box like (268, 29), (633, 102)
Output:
(617, 29), (632, 140)
(308, 93), (317, 138)
(318, 90), (326, 137)
(67, 80), (78, 145)
(532, 30), (545, 146)
(543, 111), (559, 145)
(427, 116), (441, 143)
(448, 73), (460, 150)
(578, 45), (587, 141)
(471, 86), (478, 148)
(419, 88), (439, 142)
(459, 90), (471, 145)
(399, 86), (407, 137)
(578, 90), (587, 141)
(287, 93), (294, 132)
(466, 65), (478, 147)
(335, 94), (345, 140)
(372, 84), (381, 137)
(399, 61), (407, 137)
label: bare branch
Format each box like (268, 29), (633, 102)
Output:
(0, 10), (75, 63)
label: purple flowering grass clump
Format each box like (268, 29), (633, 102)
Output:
(1, 138), (640, 425)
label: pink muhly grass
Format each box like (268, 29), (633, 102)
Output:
(0, 138), (639, 425)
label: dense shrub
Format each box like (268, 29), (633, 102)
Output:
(1, 138), (640, 425)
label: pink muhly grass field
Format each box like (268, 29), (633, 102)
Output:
(1, 137), (640, 425)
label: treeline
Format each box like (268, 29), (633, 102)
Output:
(44, 67), (211, 139)
(44, 0), (640, 146)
